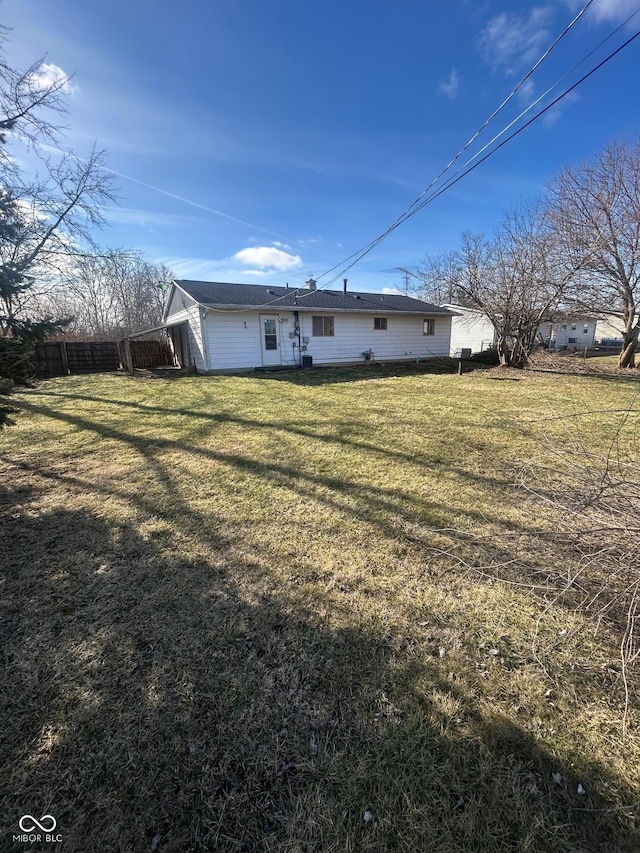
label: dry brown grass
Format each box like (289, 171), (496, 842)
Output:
(1, 365), (639, 851)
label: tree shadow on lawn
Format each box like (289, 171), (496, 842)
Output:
(25, 388), (529, 497)
(7, 397), (564, 595)
(3, 404), (597, 644)
(1, 488), (639, 853)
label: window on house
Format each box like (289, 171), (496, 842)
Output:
(571, 323), (577, 331)
(423, 318), (435, 336)
(583, 324), (589, 334)
(374, 317), (387, 330)
(561, 324), (567, 330)
(263, 318), (278, 350)
(312, 316), (334, 337)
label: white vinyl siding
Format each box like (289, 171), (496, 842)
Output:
(163, 303), (206, 370)
(164, 286), (196, 317)
(445, 306), (496, 355)
(198, 310), (452, 370)
(539, 317), (596, 349)
(300, 313), (451, 365)
(203, 311), (299, 370)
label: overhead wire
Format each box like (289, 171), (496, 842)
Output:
(362, 0), (598, 239)
(175, 3), (640, 314)
(317, 20), (640, 290)
(313, 0), (599, 286)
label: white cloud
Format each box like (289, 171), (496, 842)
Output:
(157, 254), (304, 284)
(29, 63), (77, 95)
(565, 0), (639, 24)
(518, 78), (536, 103)
(438, 68), (460, 98)
(271, 240), (291, 250)
(233, 245), (303, 271)
(591, 0), (640, 20)
(542, 90), (580, 126)
(382, 286), (405, 296)
(478, 7), (553, 74)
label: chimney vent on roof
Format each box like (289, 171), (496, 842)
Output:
(343, 278), (348, 294)
(305, 276), (317, 291)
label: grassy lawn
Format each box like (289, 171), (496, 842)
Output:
(1, 365), (639, 852)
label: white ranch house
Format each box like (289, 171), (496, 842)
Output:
(443, 303), (597, 354)
(160, 279), (455, 372)
(539, 317), (597, 349)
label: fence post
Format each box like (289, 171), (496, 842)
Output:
(123, 338), (134, 375)
(59, 341), (70, 375)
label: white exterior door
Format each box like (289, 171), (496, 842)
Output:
(259, 314), (281, 366)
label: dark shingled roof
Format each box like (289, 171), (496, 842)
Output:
(174, 280), (453, 314)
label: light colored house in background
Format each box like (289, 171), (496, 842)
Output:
(442, 304), (598, 353)
(441, 304), (496, 355)
(161, 279), (455, 372)
(594, 312), (625, 346)
(539, 317), (597, 349)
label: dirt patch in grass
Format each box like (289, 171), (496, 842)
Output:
(1, 371), (639, 851)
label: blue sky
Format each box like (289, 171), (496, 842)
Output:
(3, 0), (640, 293)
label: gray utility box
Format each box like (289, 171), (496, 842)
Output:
(301, 355), (313, 369)
(455, 348), (472, 358)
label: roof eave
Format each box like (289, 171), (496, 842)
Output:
(200, 303), (452, 315)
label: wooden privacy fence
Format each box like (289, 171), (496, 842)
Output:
(119, 339), (174, 370)
(35, 339), (173, 376)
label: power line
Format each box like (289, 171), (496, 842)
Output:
(172, 5), (640, 316)
(388, 0), (598, 226)
(314, 0), (599, 287)
(204, 1), (606, 314)
(423, 4), (640, 204)
(315, 19), (640, 292)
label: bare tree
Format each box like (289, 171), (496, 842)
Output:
(0, 18), (115, 425)
(548, 138), (640, 368)
(36, 248), (171, 339)
(0, 148), (115, 332)
(414, 250), (468, 306)
(455, 204), (578, 368)
(0, 21), (69, 152)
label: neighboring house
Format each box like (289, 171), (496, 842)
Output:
(441, 304), (496, 355)
(594, 312), (625, 346)
(443, 303), (597, 353)
(539, 318), (597, 349)
(160, 279), (455, 372)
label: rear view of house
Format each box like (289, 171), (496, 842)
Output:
(161, 279), (454, 372)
